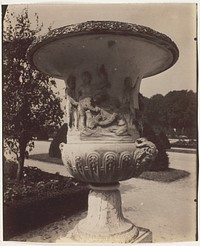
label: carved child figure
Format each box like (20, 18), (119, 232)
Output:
(78, 71), (93, 100)
(65, 75), (78, 130)
(97, 110), (129, 136)
(122, 76), (142, 131)
(122, 76), (136, 119)
(78, 97), (100, 130)
(77, 71), (100, 130)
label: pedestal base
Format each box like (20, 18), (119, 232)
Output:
(71, 184), (152, 243)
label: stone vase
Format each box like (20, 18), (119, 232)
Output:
(28, 20), (179, 243)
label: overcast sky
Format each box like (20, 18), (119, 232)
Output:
(6, 3), (197, 98)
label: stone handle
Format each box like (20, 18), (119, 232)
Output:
(134, 137), (158, 166)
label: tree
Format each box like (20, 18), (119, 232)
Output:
(163, 90), (197, 136)
(142, 94), (167, 130)
(141, 90), (197, 138)
(3, 9), (63, 180)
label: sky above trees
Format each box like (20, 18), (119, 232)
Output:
(6, 2), (197, 98)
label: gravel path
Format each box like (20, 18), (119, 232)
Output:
(9, 141), (197, 243)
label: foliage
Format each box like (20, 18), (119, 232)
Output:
(142, 94), (166, 128)
(139, 90), (197, 170)
(3, 9), (63, 179)
(3, 161), (82, 204)
(141, 90), (197, 139)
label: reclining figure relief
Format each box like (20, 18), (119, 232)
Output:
(65, 67), (141, 139)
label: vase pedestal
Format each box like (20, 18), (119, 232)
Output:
(70, 183), (152, 243)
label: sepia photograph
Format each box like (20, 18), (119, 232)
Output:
(1, 1), (198, 245)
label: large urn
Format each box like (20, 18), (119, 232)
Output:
(28, 21), (179, 243)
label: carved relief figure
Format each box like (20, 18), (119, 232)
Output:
(77, 71), (100, 130)
(92, 64), (110, 104)
(65, 69), (138, 138)
(77, 71), (93, 100)
(78, 97), (100, 130)
(122, 76), (137, 118)
(96, 110), (129, 136)
(122, 77), (132, 104)
(81, 94), (129, 137)
(65, 75), (78, 130)
(121, 76), (142, 132)
(97, 64), (110, 89)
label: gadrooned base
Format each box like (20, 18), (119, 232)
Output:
(71, 184), (152, 243)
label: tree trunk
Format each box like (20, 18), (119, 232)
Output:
(17, 157), (25, 181)
(16, 132), (29, 180)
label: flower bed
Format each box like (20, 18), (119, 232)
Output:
(3, 162), (89, 240)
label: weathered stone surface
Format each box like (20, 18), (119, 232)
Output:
(28, 21), (179, 77)
(72, 185), (139, 243)
(28, 21), (179, 143)
(28, 20), (178, 243)
(59, 138), (157, 183)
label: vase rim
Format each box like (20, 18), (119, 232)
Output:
(27, 20), (179, 79)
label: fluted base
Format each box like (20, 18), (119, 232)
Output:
(71, 183), (150, 243)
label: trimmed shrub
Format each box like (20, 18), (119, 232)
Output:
(158, 130), (171, 149)
(49, 123), (68, 158)
(141, 122), (169, 171)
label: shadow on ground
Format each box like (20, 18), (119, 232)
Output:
(10, 211), (88, 243)
(139, 168), (190, 183)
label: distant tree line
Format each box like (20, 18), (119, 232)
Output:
(140, 90), (197, 139)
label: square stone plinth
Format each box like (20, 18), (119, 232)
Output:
(131, 227), (152, 243)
